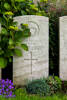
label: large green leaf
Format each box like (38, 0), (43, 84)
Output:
(14, 31), (23, 41)
(0, 58), (7, 68)
(0, 17), (7, 26)
(9, 38), (14, 45)
(22, 29), (31, 37)
(1, 28), (8, 35)
(14, 48), (22, 57)
(21, 44), (28, 51)
(4, 50), (13, 57)
(4, 3), (11, 10)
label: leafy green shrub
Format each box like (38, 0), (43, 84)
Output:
(54, 76), (62, 89)
(0, 0), (43, 16)
(0, 11), (30, 68)
(26, 77), (62, 96)
(62, 81), (67, 93)
(0, 0), (43, 68)
(26, 78), (50, 96)
(46, 76), (62, 94)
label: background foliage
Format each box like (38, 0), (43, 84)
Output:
(37, 0), (67, 75)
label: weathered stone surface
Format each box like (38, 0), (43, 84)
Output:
(13, 15), (49, 85)
(60, 16), (67, 80)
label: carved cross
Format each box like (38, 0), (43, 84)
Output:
(24, 52), (37, 74)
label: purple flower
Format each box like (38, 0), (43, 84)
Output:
(2, 80), (5, 82)
(2, 88), (4, 91)
(0, 79), (15, 98)
(0, 93), (1, 95)
(8, 85), (12, 89)
(11, 83), (13, 86)
(2, 85), (5, 88)
(6, 79), (9, 84)
(6, 92), (9, 95)
(9, 91), (12, 97)
(0, 89), (1, 94)
(5, 81), (8, 84)
(11, 86), (14, 89)
(3, 91), (6, 94)
(9, 80), (12, 84)
(6, 89), (9, 92)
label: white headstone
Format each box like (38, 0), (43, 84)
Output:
(60, 16), (67, 80)
(13, 15), (49, 85)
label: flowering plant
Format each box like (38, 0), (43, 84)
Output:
(0, 79), (15, 98)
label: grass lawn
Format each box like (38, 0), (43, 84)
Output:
(0, 88), (67, 100)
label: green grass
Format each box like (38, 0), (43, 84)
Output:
(0, 88), (67, 100)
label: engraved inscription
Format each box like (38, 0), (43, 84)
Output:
(28, 21), (40, 36)
(24, 52), (37, 74)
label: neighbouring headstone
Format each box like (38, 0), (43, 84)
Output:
(60, 16), (67, 80)
(13, 15), (49, 85)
